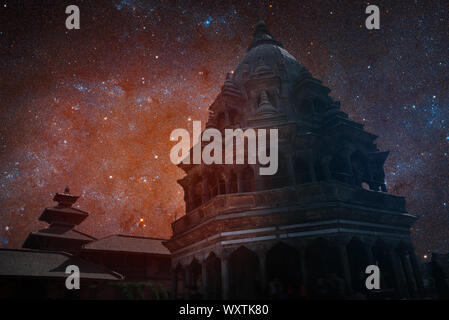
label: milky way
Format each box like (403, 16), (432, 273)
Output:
(0, 0), (448, 257)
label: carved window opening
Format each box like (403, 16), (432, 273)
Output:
(230, 171), (238, 194)
(297, 98), (314, 115)
(330, 154), (351, 184)
(218, 178), (226, 195)
(313, 98), (326, 113)
(241, 166), (255, 192)
(191, 177), (203, 210)
(208, 173), (219, 199)
(229, 109), (240, 126)
(351, 151), (370, 188)
(295, 158), (312, 184)
(217, 112), (226, 129)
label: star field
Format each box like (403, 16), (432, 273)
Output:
(0, 0), (448, 258)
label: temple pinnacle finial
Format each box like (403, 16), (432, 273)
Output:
(53, 187), (79, 208)
(247, 20), (283, 51)
(255, 19), (269, 33)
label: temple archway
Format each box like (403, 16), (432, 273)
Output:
(229, 246), (261, 299)
(347, 237), (369, 294)
(188, 259), (202, 292)
(205, 253), (222, 299)
(266, 242), (302, 299)
(372, 239), (396, 296)
(305, 238), (342, 295)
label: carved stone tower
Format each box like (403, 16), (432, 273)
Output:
(165, 21), (423, 300)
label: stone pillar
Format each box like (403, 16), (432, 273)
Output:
(364, 241), (375, 265)
(188, 266), (193, 287)
(337, 243), (352, 294)
(225, 112), (230, 127)
(308, 161), (316, 182)
(202, 176), (209, 203)
(343, 152), (353, 176)
(184, 190), (189, 213)
(171, 269), (178, 299)
(400, 252), (418, 298)
(181, 267), (187, 299)
(408, 249), (425, 298)
(321, 155), (332, 180)
(201, 259), (208, 299)
(188, 186), (195, 211)
(187, 193), (192, 213)
(237, 172), (243, 193)
(254, 165), (262, 191)
(299, 246), (308, 293)
(221, 255), (230, 300)
(388, 248), (409, 298)
(287, 155), (296, 186)
(225, 178), (231, 194)
(257, 251), (267, 297)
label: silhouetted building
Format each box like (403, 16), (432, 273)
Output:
(429, 252), (449, 299)
(165, 21), (424, 300)
(0, 188), (171, 299)
(23, 187), (96, 254)
(0, 248), (122, 299)
(80, 234), (171, 282)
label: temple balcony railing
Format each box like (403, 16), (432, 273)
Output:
(171, 180), (408, 236)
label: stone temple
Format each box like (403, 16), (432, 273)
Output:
(164, 21), (424, 299)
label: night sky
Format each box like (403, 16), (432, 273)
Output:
(0, 0), (448, 258)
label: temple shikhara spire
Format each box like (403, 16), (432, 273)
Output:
(165, 21), (424, 300)
(248, 20), (283, 51)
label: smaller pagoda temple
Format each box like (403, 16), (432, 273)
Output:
(22, 187), (97, 253)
